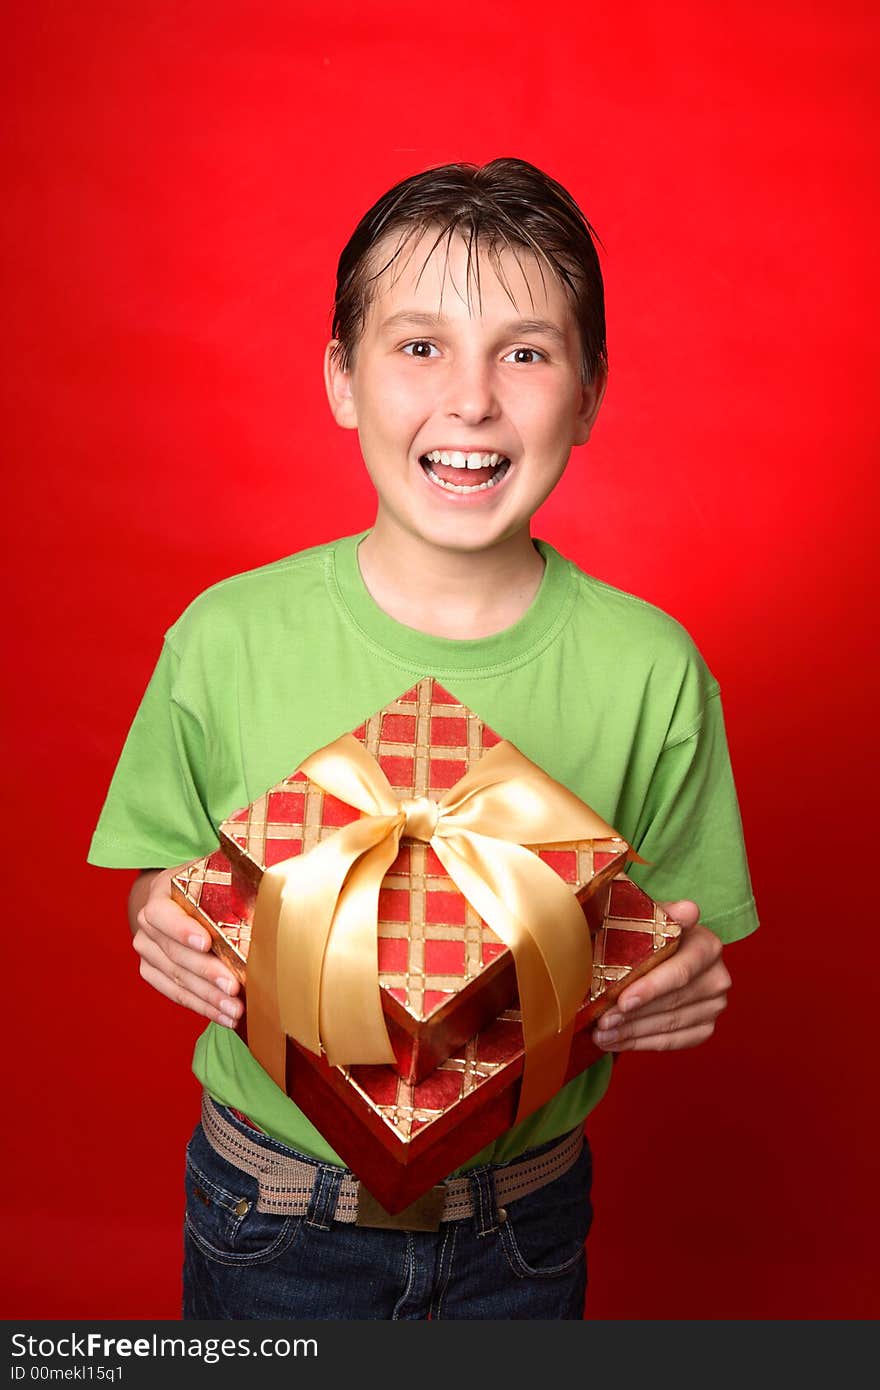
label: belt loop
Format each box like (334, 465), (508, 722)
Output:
(305, 1164), (345, 1230)
(468, 1165), (500, 1238)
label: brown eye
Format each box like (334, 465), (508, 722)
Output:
(403, 340), (438, 358)
(504, 347), (545, 365)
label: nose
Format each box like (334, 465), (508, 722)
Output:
(442, 353), (500, 425)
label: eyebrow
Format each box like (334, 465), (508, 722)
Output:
(377, 310), (569, 347)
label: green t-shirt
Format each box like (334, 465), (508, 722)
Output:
(88, 532), (758, 1171)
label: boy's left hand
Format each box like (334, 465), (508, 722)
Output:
(592, 901), (731, 1052)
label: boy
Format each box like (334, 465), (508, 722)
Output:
(89, 158), (757, 1320)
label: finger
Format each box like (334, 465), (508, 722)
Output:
(134, 932), (243, 1022)
(594, 996), (727, 1050)
(594, 1021), (720, 1053)
(614, 923), (722, 1015)
(137, 903), (239, 996)
(658, 899), (701, 928)
(142, 894), (216, 953)
(136, 937), (243, 1024)
(137, 956), (242, 1028)
(599, 959), (731, 1027)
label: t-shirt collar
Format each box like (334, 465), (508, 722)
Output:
(328, 530), (573, 675)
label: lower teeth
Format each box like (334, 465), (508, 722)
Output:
(423, 461), (510, 493)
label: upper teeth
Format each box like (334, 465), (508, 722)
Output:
(425, 450), (504, 470)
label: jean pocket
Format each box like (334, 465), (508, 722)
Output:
(183, 1125), (301, 1267)
(498, 1144), (593, 1280)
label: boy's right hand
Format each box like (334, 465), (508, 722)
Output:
(129, 868), (243, 1028)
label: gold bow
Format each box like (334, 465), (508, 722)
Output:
(246, 734), (626, 1123)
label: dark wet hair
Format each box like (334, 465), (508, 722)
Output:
(331, 158), (607, 383)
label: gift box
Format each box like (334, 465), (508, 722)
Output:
(214, 678), (630, 1084)
(173, 857), (680, 1212)
(171, 676), (681, 1210)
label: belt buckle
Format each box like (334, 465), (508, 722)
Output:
(355, 1183), (447, 1232)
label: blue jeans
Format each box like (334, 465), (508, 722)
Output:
(182, 1107), (593, 1320)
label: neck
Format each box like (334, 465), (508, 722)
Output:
(357, 521), (545, 640)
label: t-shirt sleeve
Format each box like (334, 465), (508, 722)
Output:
(624, 689), (759, 945)
(87, 637), (220, 869)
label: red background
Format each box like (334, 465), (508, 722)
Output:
(4, 1), (878, 1319)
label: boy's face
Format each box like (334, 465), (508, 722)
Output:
(325, 229), (605, 559)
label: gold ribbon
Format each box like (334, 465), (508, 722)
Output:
(247, 735), (628, 1124)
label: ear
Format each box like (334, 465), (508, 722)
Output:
(572, 366), (608, 447)
(323, 340), (359, 430)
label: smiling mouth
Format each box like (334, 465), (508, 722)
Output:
(419, 450), (512, 493)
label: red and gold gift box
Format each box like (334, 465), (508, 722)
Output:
(173, 857), (679, 1212)
(169, 676), (682, 1210)
(213, 678), (630, 1084)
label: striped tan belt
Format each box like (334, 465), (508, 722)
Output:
(200, 1093), (584, 1232)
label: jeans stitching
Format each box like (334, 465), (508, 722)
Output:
(473, 1169), (498, 1238)
(430, 1223), (457, 1320)
(186, 1153), (246, 1213)
(183, 1210), (297, 1268)
(391, 1234), (416, 1320)
(306, 1168), (330, 1230)
(186, 1128), (299, 1267)
(497, 1149), (592, 1281)
(325, 1168), (343, 1226)
(185, 1151), (252, 1242)
(500, 1222), (587, 1280)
